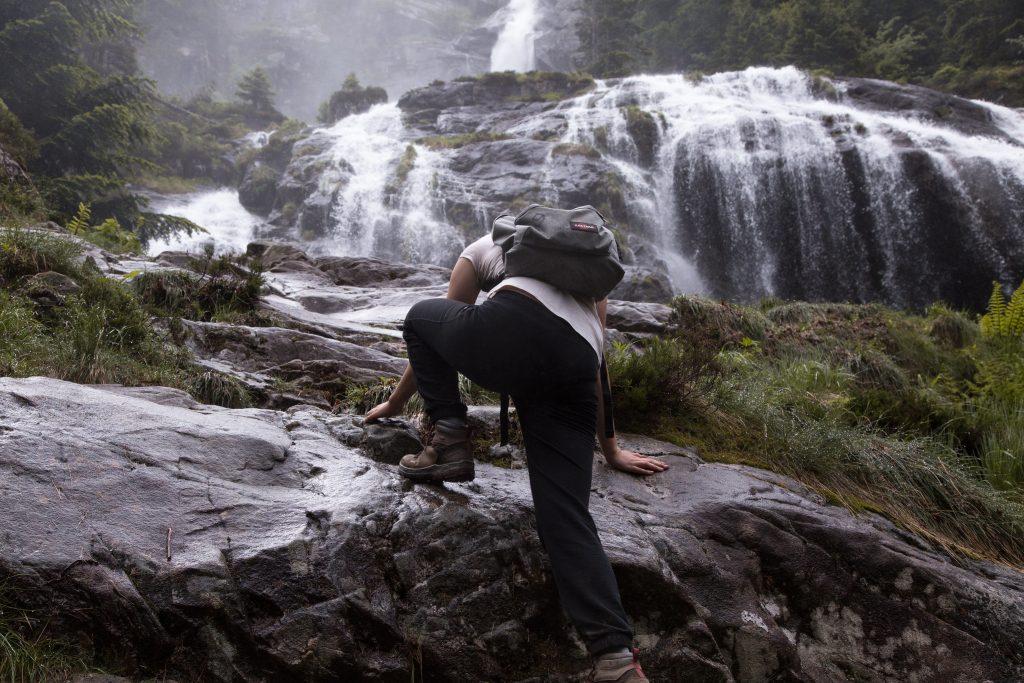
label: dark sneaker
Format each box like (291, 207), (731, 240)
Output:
(399, 417), (474, 482)
(587, 649), (649, 682)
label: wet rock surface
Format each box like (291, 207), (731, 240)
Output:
(2, 377), (1022, 683)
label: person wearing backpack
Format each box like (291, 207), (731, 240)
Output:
(365, 205), (668, 682)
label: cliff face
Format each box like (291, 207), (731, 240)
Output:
(250, 69), (1024, 311)
(2, 376), (1022, 682)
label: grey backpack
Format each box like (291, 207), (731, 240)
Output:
(491, 204), (625, 300)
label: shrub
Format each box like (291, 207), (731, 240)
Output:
(133, 254), (264, 322)
(673, 295), (769, 344)
(66, 203), (141, 254)
(608, 335), (721, 432)
(187, 371), (252, 409)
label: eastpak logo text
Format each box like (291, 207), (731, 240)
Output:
(570, 221), (599, 233)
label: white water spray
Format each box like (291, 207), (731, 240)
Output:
(147, 189), (262, 256)
(323, 103), (464, 265)
(489, 0), (538, 72)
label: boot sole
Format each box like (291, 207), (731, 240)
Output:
(399, 461), (475, 483)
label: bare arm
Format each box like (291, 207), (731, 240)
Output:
(364, 258), (481, 422)
(594, 298), (670, 475)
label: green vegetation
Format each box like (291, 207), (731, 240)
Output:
(0, 1), (157, 223)
(317, 73), (388, 125)
(235, 66), (281, 124)
(0, 226), (262, 407)
(0, 1), (225, 245)
(0, 586), (92, 682)
(552, 143), (602, 159)
(132, 251), (265, 325)
(579, 0), (1024, 104)
(65, 202), (140, 254)
(608, 291), (1024, 567)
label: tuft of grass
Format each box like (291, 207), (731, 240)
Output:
(0, 585), (93, 682)
(132, 253), (264, 323)
(552, 143), (601, 159)
(0, 227), (83, 286)
(709, 373), (1024, 566)
(186, 371), (253, 409)
(0, 292), (45, 375)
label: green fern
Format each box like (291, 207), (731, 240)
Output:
(65, 202), (91, 236)
(980, 280), (1024, 339)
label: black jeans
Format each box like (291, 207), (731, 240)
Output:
(403, 291), (633, 655)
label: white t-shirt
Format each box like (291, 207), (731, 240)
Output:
(459, 235), (605, 360)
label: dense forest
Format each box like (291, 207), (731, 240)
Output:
(579, 0), (1024, 104)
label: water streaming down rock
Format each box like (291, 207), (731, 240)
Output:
(217, 67), (1023, 309)
(489, 0), (539, 72)
(312, 104), (465, 267)
(544, 67), (1024, 308)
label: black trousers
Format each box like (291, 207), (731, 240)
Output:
(403, 291), (633, 655)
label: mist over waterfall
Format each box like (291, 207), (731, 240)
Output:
(490, 0), (539, 72)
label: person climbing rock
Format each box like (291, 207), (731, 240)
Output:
(366, 206), (668, 680)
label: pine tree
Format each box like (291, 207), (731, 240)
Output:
(236, 66), (277, 114)
(0, 0), (156, 224)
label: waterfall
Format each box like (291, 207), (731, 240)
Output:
(489, 0), (538, 72)
(321, 103), (464, 265)
(161, 67), (1024, 310)
(544, 67), (1024, 307)
(147, 189), (262, 256)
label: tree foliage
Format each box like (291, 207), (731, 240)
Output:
(578, 0), (1024, 102)
(317, 73), (388, 125)
(235, 66), (283, 126)
(0, 0), (156, 223)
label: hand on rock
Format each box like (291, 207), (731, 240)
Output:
(364, 400), (401, 423)
(604, 448), (670, 476)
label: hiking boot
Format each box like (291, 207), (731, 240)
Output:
(399, 417), (474, 482)
(587, 649), (649, 682)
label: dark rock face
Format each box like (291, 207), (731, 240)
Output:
(836, 77), (1004, 139)
(319, 85), (389, 125)
(2, 378), (1022, 682)
(238, 163), (280, 215)
(671, 77), (1024, 310)
(610, 266), (674, 304)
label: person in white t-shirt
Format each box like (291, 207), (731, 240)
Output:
(365, 233), (668, 681)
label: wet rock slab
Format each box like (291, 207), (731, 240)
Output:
(2, 377), (1022, 682)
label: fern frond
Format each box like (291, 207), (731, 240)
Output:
(1006, 280), (1024, 339)
(66, 202), (91, 235)
(980, 281), (1006, 338)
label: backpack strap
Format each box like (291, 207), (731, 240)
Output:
(499, 392), (510, 446)
(600, 355), (615, 438)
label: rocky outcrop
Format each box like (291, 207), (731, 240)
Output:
(2, 376), (1022, 682)
(835, 77), (1007, 139)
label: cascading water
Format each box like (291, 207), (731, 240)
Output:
(542, 67), (1024, 308)
(321, 103), (464, 266)
(147, 189), (262, 255)
(489, 0), (538, 72)
(156, 66), (1024, 310)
